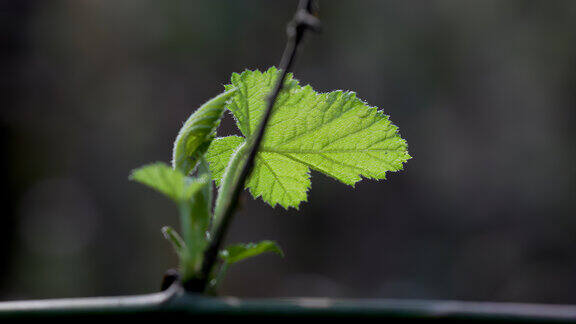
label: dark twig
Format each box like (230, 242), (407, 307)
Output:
(191, 0), (320, 292)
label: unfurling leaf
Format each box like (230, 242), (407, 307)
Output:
(206, 67), (411, 208)
(172, 89), (236, 175)
(220, 240), (284, 265)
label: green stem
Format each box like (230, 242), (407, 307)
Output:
(178, 202), (195, 282)
(196, 0), (320, 293)
(212, 141), (248, 231)
(179, 158), (213, 286)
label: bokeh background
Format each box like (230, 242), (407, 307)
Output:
(1, 0), (575, 303)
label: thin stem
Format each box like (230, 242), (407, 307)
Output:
(161, 226), (185, 252)
(206, 261), (230, 295)
(177, 202), (194, 282)
(193, 0), (320, 292)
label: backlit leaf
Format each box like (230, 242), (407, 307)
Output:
(206, 68), (411, 208)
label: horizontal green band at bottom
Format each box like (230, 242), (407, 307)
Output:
(0, 286), (575, 322)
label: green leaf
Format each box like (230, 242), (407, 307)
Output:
(220, 240), (284, 265)
(206, 67), (411, 208)
(129, 162), (207, 203)
(223, 68), (299, 137)
(172, 89), (236, 175)
(204, 136), (244, 186)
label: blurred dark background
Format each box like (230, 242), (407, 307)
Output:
(1, 0), (575, 303)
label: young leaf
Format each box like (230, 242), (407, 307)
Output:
(204, 136), (244, 186)
(172, 89), (236, 175)
(129, 162), (207, 203)
(206, 67), (411, 208)
(208, 241), (283, 292)
(220, 240), (284, 265)
(222, 68), (299, 137)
